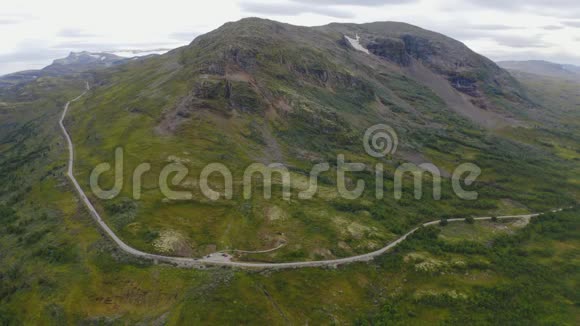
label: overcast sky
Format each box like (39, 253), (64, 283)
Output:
(1, 0), (580, 75)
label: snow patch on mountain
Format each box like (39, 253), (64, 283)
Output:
(344, 34), (369, 54)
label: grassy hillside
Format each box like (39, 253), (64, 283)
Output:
(0, 171), (577, 324)
(497, 69), (580, 189)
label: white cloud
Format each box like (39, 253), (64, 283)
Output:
(542, 25), (564, 30)
(169, 32), (201, 42)
(563, 21), (580, 28)
(240, 2), (355, 18)
(58, 28), (99, 38)
(290, 0), (418, 6)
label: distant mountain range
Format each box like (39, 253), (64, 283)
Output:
(498, 60), (580, 81)
(0, 51), (128, 88)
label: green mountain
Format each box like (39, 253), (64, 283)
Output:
(57, 18), (576, 259)
(0, 18), (578, 324)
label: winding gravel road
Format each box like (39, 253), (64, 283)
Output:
(59, 85), (560, 270)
